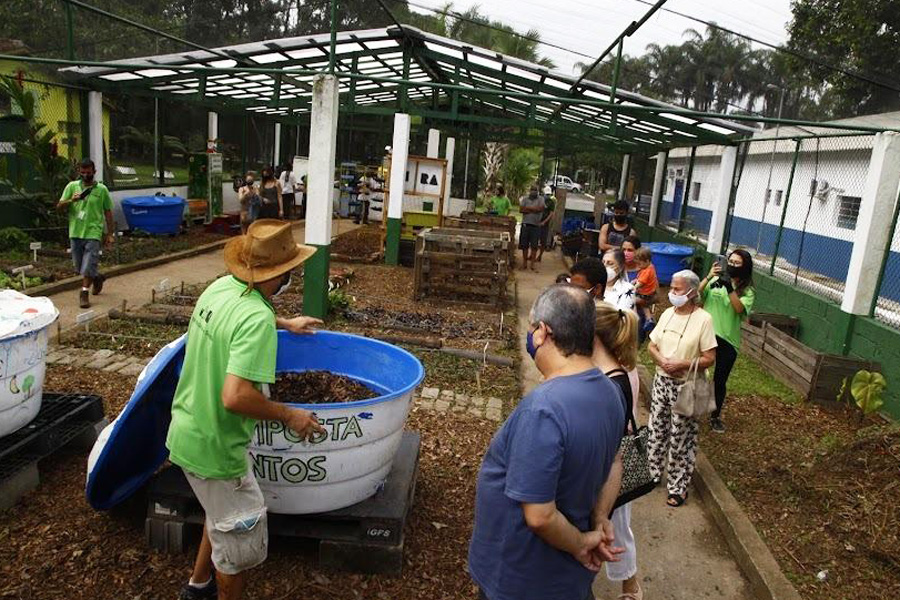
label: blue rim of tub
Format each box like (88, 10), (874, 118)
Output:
(85, 330), (424, 510)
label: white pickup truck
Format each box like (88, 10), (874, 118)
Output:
(547, 175), (582, 193)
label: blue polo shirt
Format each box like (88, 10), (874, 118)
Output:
(468, 368), (624, 600)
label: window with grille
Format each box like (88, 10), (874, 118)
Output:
(691, 181), (701, 201)
(837, 195), (861, 230)
(774, 190), (783, 205)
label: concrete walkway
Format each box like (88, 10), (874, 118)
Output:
(515, 251), (753, 600)
(47, 219), (359, 335)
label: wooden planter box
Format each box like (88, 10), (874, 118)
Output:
(444, 212), (517, 266)
(413, 228), (509, 308)
(740, 318), (879, 403)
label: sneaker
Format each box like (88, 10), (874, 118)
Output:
(79, 289), (90, 309)
(91, 274), (106, 295)
(179, 578), (217, 600)
(710, 416), (726, 433)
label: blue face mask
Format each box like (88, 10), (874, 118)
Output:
(526, 329), (538, 360)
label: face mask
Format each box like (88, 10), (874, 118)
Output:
(624, 250), (635, 262)
(81, 172), (94, 184)
(614, 215), (627, 224)
(526, 328), (539, 360)
(669, 290), (690, 307)
(245, 179), (254, 186)
(727, 264), (747, 279)
(606, 267), (618, 282)
(273, 273), (292, 297)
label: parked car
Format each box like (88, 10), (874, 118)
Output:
(547, 175), (582, 193)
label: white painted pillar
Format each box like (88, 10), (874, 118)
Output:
(87, 91), (103, 183)
(707, 146), (739, 254)
(388, 114), (411, 221)
(427, 128), (440, 158)
(649, 151), (667, 227)
(617, 153), (631, 201)
(842, 132), (900, 315)
(274, 122), (282, 167)
(305, 75), (339, 247)
(207, 111), (218, 143)
(443, 136), (455, 216)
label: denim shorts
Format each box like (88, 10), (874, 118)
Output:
(71, 238), (101, 278)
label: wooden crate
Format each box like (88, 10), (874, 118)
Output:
(444, 212), (517, 266)
(414, 228), (508, 307)
(748, 312), (800, 337)
(740, 320), (879, 403)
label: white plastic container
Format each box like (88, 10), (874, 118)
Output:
(0, 290), (59, 438)
(248, 331), (424, 514)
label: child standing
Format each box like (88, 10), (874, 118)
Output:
(633, 247), (659, 337)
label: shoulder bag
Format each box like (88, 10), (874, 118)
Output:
(614, 411), (656, 509)
(673, 358), (716, 419)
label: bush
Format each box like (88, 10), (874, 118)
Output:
(0, 227), (31, 253)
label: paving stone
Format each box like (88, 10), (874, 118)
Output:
(467, 407), (484, 419)
(90, 349), (116, 360)
(450, 404), (465, 413)
(434, 399), (450, 413)
(486, 397), (503, 410)
(485, 407), (503, 422)
(85, 356), (118, 370)
(119, 363), (147, 377)
(103, 360), (133, 373)
(45, 351), (65, 365)
(54, 354), (77, 366)
(469, 396), (487, 408)
(417, 399), (435, 410)
(439, 390), (455, 402)
(454, 393), (470, 406)
(420, 387), (440, 400)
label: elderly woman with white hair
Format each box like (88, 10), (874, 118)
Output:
(646, 269), (717, 507)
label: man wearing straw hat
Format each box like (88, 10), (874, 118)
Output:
(167, 219), (326, 600)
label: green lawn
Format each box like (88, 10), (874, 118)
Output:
(108, 161), (189, 188)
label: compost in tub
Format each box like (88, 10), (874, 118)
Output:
(86, 330), (424, 514)
(0, 290), (59, 438)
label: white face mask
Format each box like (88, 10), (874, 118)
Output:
(668, 290), (690, 307)
(605, 267), (618, 282)
(273, 274), (292, 297)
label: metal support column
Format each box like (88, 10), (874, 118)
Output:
(677, 146), (697, 232)
(769, 139), (802, 275)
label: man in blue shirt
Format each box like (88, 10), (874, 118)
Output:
(469, 284), (625, 600)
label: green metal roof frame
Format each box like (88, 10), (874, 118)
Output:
(47, 25), (764, 152)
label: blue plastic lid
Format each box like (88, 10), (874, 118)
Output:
(121, 195), (186, 207)
(85, 335), (186, 510)
(645, 242), (694, 256)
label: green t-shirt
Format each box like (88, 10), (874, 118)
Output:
(61, 180), (113, 241)
(166, 275), (277, 479)
(701, 277), (755, 349)
(490, 195), (511, 216)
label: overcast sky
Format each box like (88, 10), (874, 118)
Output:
(408, 0), (794, 75)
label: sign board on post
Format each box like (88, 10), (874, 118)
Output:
(30, 242), (41, 262)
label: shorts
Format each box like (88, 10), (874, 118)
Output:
(540, 224), (551, 247)
(71, 238), (101, 278)
(259, 202), (279, 219)
(636, 291), (657, 303)
(183, 466), (268, 575)
(519, 224), (541, 250)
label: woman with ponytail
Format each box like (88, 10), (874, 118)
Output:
(593, 302), (643, 600)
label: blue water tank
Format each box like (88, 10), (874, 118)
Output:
(121, 195), (186, 235)
(645, 242), (694, 285)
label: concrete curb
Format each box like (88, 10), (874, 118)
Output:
(25, 237), (231, 298)
(693, 452), (804, 600)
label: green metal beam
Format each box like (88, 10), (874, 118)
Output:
(769, 139), (802, 274)
(677, 145), (696, 232)
(609, 39), (623, 135)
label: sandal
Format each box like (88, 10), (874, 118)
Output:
(666, 492), (687, 507)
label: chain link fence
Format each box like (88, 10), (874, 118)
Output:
(874, 209), (900, 329)
(727, 134), (874, 303)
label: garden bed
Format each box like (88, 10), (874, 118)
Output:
(0, 365), (495, 600)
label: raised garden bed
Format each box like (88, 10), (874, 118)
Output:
(444, 212), (517, 266)
(740, 316), (879, 403)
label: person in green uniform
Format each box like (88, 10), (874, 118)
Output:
(167, 219), (325, 600)
(488, 184), (511, 216)
(699, 248), (755, 433)
(56, 158), (115, 309)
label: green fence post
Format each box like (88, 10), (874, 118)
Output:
(769, 139), (801, 275)
(241, 113), (248, 175)
(869, 187), (900, 317)
(677, 145), (696, 233)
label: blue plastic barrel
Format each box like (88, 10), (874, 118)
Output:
(121, 195), (186, 235)
(645, 242), (693, 285)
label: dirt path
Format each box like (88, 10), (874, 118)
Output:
(514, 250), (754, 600)
(45, 220), (359, 335)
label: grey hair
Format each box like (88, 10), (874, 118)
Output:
(529, 284), (596, 357)
(672, 269), (701, 304)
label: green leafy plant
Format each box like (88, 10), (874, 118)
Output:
(0, 227), (31, 253)
(326, 289), (353, 315)
(847, 370), (886, 418)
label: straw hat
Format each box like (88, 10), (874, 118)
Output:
(224, 219), (316, 284)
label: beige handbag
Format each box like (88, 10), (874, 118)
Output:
(673, 359), (716, 419)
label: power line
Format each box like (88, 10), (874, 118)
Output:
(629, 0), (900, 94)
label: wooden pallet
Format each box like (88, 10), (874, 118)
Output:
(444, 212), (517, 265)
(0, 393), (107, 511)
(740, 320), (879, 403)
(145, 431), (421, 575)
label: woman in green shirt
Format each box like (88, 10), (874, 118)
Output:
(699, 249), (755, 434)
